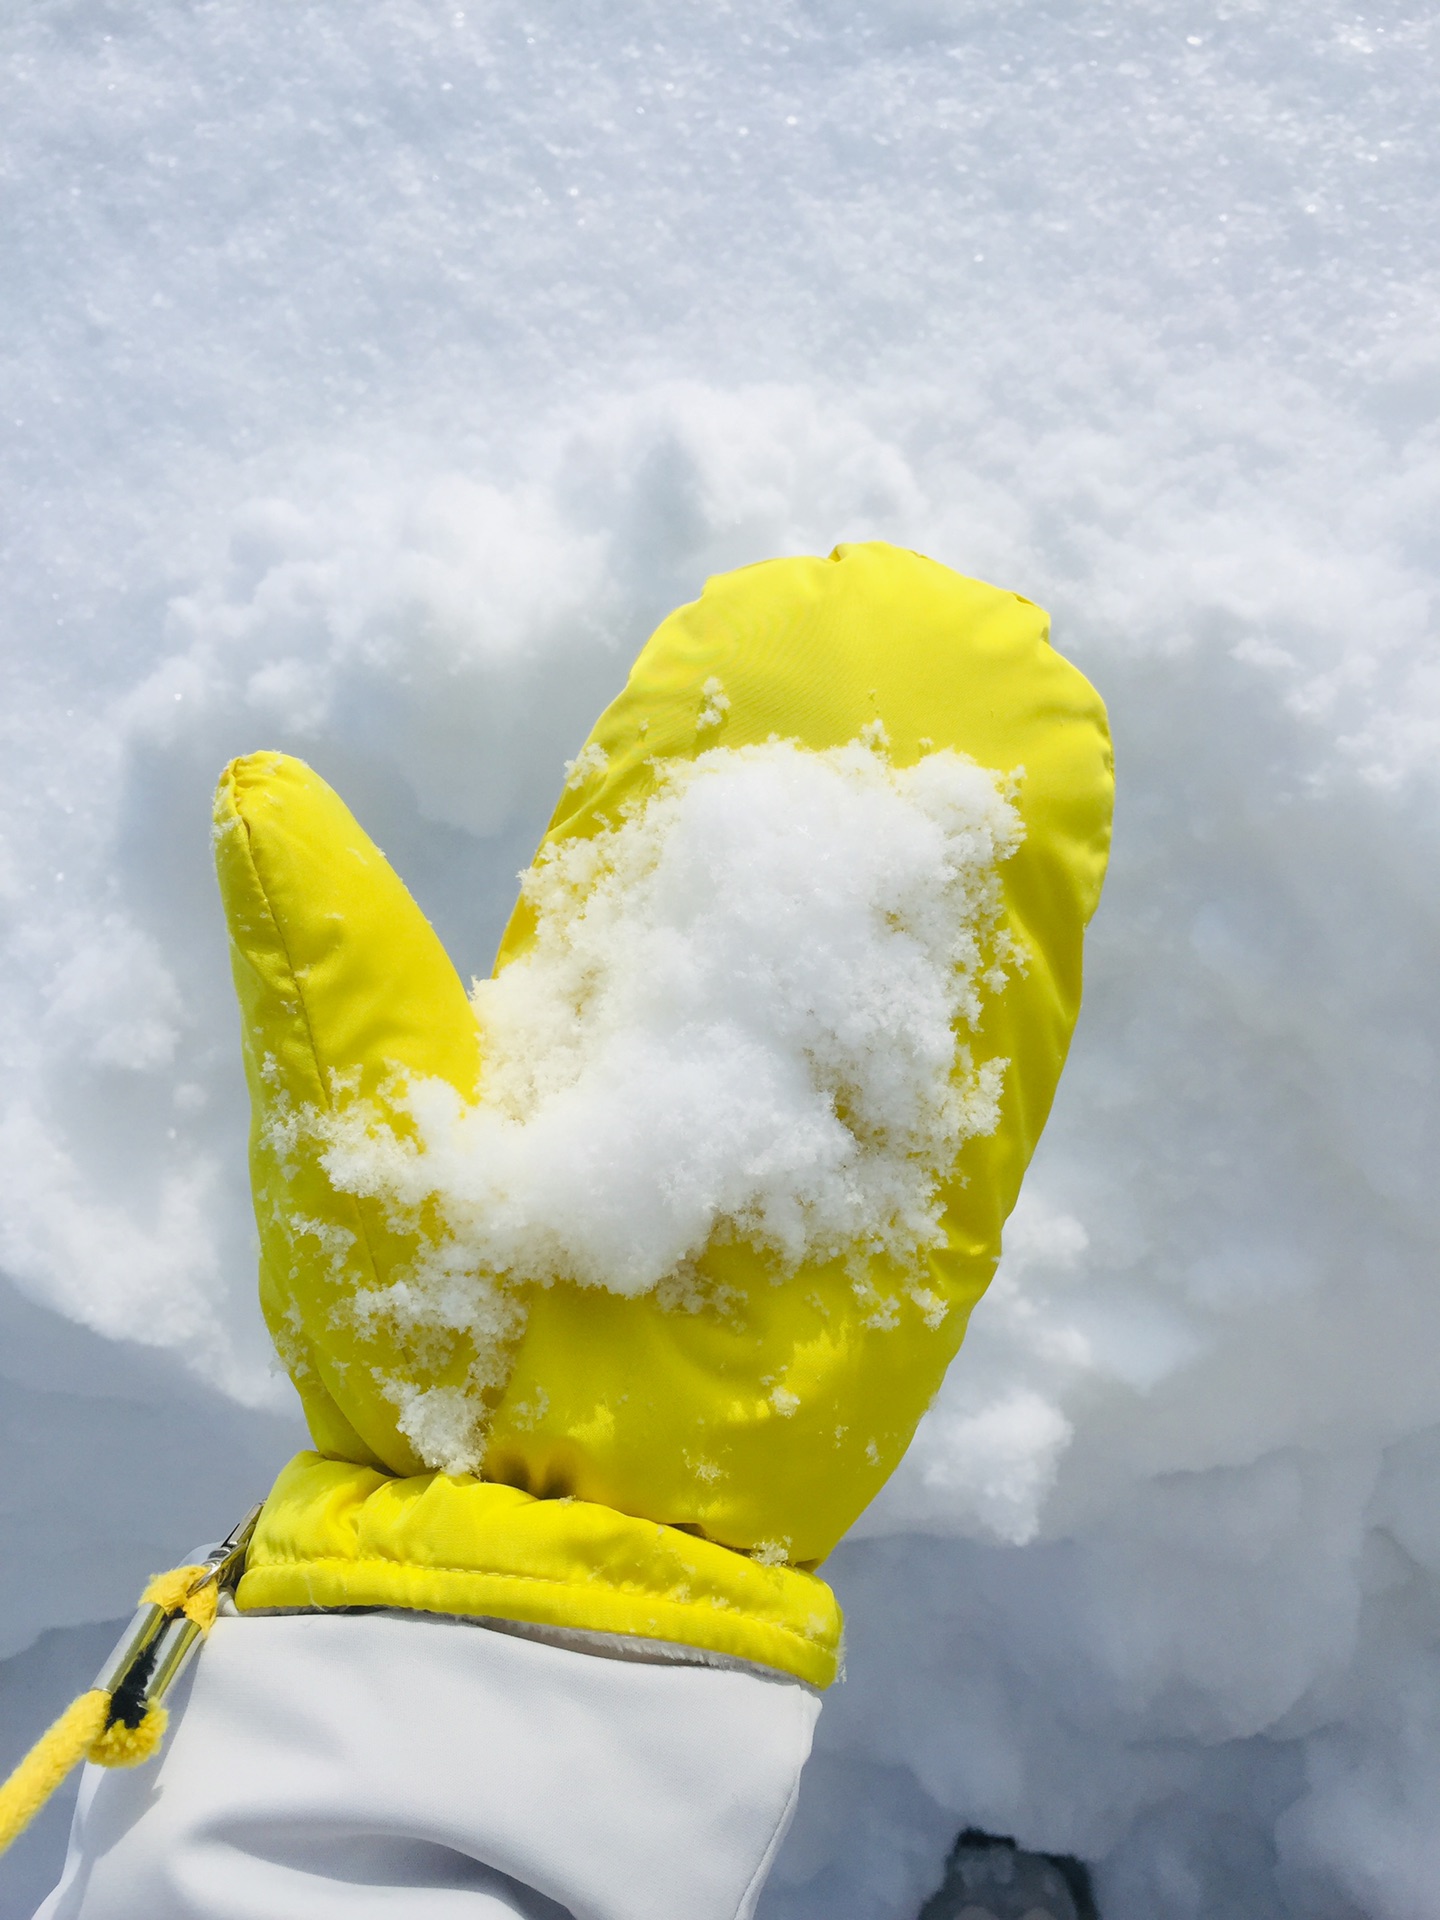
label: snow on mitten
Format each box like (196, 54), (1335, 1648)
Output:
(216, 542), (1112, 1688)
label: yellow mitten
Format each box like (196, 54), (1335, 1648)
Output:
(218, 542), (1112, 1688)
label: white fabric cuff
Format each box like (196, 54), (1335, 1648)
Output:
(35, 1609), (820, 1920)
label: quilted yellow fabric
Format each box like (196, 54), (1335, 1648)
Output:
(218, 542), (1112, 1687)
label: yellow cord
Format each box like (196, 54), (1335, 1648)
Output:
(88, 1706), (170, 1770)
(142, 1565), (219, 1633)
(0, 1692), (110, 1853)
(0, 1564), (215, 1855)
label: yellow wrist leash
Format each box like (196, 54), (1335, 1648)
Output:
(0, 1504), (259, 1855)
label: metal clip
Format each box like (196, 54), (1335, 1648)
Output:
(93, 1503), (262, 1730)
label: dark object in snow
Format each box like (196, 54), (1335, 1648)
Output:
(918, 1828), (1098, 1920)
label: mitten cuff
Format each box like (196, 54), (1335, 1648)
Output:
(236, 1453), (843, 1688)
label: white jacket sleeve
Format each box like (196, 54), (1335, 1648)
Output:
(33, 1610), (820, 1920)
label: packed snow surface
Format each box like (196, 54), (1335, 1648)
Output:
(3, 2), (1440, 1916)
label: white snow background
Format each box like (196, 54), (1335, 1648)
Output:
(1, 2), (1438, 1914)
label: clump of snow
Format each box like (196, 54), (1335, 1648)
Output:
(696, 676), (731, 730)
(313, 739), (1021, 1472)
(561, 740), (609, 790)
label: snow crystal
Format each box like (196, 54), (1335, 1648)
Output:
(696, 676), (731, 730)
(561, 740), (609, 791)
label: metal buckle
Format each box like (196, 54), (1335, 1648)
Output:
(92, 1504), (262, 1730)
